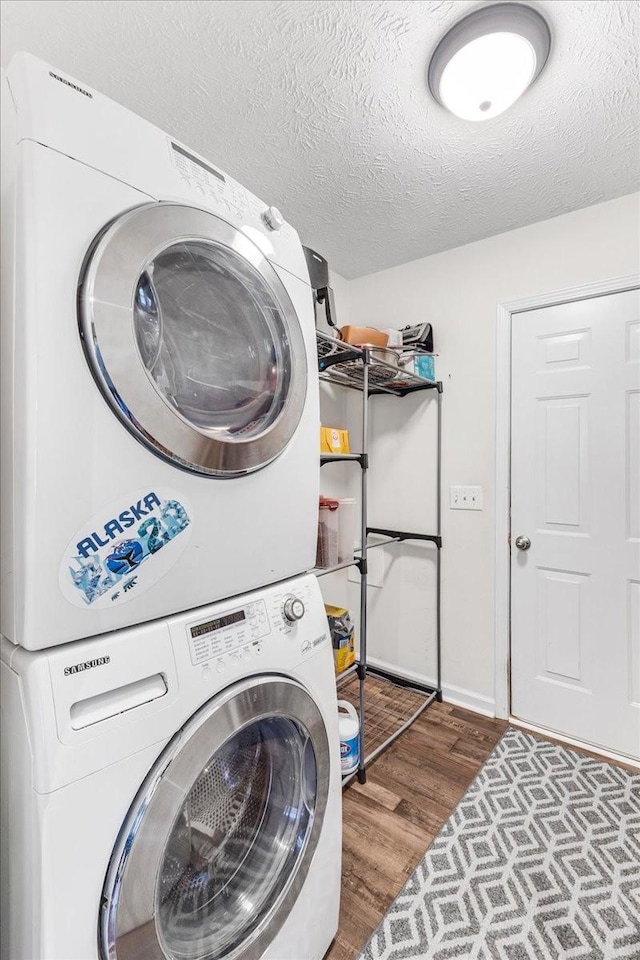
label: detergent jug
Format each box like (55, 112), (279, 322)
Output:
(337, 700), (360, 775)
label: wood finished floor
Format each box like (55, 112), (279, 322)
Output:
(326, 691), (508, 960)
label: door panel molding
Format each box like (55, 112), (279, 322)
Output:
(494, 273), (640, 720)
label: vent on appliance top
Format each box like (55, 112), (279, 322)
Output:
(49, 71), (93, 99)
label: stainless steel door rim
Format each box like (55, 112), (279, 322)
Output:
(100, 675), (331, 960)
(79, 202), (307, 477)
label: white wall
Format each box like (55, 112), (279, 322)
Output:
(334, 193), (640, 714)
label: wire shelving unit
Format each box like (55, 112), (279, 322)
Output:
(315, 330), (443, 785)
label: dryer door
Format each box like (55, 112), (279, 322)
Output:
(79, 202), (308, 477)
(100, 676), (331, 960)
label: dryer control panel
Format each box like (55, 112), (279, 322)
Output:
(169, 140), (247, 215)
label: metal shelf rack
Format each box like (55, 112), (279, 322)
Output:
(317, 330), (438, 396)
(316, 330), (443, 785)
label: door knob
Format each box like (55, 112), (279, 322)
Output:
(515, 535), (531, 551)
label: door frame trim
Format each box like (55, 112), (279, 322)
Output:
(493, 272), (640, 720)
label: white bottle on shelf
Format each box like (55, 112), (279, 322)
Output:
(337, 700), (360, 775)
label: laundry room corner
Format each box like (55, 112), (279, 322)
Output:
(2, 3), (639, 960)
(343, 193), (640, 716)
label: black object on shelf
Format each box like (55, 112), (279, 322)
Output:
(400, 321), (434, 352)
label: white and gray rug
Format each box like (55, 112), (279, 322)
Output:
(359, 728), (640, 960)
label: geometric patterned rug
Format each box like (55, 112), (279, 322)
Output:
(358, 728), (640, 960)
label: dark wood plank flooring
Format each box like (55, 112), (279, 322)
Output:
(327, 692), (508, 960)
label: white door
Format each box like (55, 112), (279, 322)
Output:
(510, 288), (640, 761)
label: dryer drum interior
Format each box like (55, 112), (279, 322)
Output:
(100, 677), (330, 960)
(79, 202), (308, 478)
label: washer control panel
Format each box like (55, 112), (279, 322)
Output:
(187, 600), (270, 666)
(183, 576), (324, 675)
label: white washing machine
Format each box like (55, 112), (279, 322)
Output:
(0, 573), (341, 960)
(0, 53), (320, 651)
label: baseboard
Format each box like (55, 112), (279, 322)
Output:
(366, 657), (496, 718)
(442, 683), (496, 718)
(509, 716), (640, 771)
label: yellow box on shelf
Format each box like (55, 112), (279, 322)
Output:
(325, 604), (356, 675)
(320, 426), (350, 454)
(333, 635), (356, 675)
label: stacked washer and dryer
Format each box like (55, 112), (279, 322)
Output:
(0, 53), (341, 960)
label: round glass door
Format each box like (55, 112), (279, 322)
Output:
(100, 677), (330, 960)
(79, 203), (307, 477)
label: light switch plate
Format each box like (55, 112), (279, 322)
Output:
(449, 485), (483, 510)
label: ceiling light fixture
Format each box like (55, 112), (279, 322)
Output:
(428, 2), (551, 122)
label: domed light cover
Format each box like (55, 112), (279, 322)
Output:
(428, 3), (551, 122)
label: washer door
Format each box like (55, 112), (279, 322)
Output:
(100, 676), (330, 960)
(79, 203), (307, 477)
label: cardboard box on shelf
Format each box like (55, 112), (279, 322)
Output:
(338, 326), (389, 347)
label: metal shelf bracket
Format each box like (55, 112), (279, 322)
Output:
(367, 527), (443, 549)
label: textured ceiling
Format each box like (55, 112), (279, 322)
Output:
(2, 0), (639, 278)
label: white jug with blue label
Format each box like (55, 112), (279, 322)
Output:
(337, 700), (360, 775)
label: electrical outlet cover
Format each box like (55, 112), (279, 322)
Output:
(449, 485), (483, 510)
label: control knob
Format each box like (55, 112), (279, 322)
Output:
(282, 595), (305, 623)
(262, 205), (285, 231)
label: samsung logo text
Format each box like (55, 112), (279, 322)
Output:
(64, 656), (111, 677)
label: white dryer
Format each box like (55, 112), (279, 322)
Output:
(0, 53), (319, 650)
(0, 573), (341, 960)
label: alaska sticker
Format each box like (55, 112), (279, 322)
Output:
(60, 488), (193, 609)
